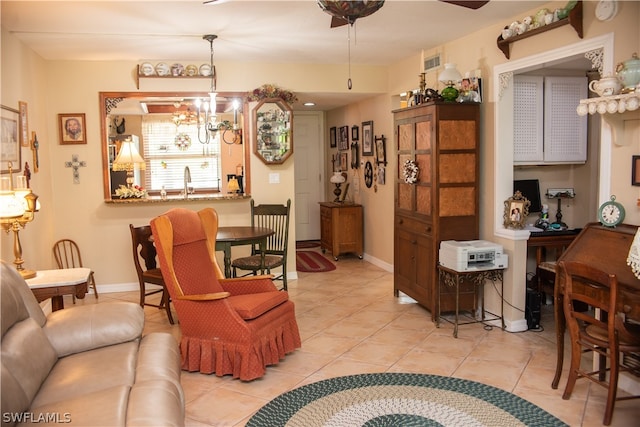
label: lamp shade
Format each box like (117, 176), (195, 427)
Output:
(113, 137), (146, 171)
(228, 177), (240, 193)
(438, 63), (462, 85)
(330, 171), (346, 184)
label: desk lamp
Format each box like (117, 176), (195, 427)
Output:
(0, 169), (39, 279)
(546, 188), (575, 230)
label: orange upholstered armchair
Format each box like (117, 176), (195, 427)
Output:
(150, 207), (301, 381)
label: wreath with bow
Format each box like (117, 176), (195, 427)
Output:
(402, 159), (419, 184)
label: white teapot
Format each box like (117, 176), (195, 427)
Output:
(588, 76), (622, 97)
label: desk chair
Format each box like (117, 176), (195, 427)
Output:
(559, 260), (640, 425)
(129, 224), (173, 324)
(231, 199), (291, 290)
(52, 239), (98, 302)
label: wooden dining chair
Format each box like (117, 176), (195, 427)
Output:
(129, 224), (173, 324)
(52, 239), (98, 301)
(558, 260), (640, 425)
(231, 199), (291, 290)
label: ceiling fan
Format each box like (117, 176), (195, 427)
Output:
(438, 1), (490, 10)
(317, 0), (386, 28)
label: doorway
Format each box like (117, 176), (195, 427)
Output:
(293, 111), (324, 241)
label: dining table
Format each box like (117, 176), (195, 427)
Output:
(216, 226), (274, 278)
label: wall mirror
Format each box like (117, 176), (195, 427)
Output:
(100, 91), (249, 202)
(252, 98), (293, 165)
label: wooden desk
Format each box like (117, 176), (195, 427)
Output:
(551, 223), (640, 389)
(26, 268), (91, 311)
(437, 265), (505, 338)
(216, 226), (274, 278)
(527, 229), (580, 267)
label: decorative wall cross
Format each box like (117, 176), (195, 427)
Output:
(65, 154), (86, 184)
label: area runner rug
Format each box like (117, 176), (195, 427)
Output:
(246, 373), (567, 427)
(296, 240), (321, 249)
(296, 251), (336, 273)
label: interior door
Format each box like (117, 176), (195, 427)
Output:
(293, 112), (323, 241)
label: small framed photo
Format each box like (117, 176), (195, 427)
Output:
(632, 155), (640, 186)
(1, 105), (21, 173)
(260, 150), (273, 162)
(340, 152), (348, 172)
(351, 125), (359, 141)
(338, 125), (349, 151)
(457, 76), (482, 103)
(375, 135), (387, 166)
(503, 191), (531, 229)
(330, 126), (337, 148)
(18, 101), (29, 147)
(362, 121), (373, 156)
(59, 113), (86, 144)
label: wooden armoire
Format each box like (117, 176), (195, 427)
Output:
(393, 101), (480, 321)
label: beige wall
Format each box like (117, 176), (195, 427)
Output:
(2, 2), (639, 298)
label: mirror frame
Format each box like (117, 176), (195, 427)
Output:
(99, 91), (250, 201)
(252, 97), (293, 165)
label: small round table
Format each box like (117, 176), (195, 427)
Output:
(216, 226), (274, 278)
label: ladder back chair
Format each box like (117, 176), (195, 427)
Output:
(558, 260), (640, 425)
(232, 199), (291, 290)
(52, 239), (98, 301)
(129, 224), (174, 324)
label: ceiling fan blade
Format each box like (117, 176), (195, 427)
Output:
(438, 1), (489, 10)
(330, 16), (349, 28)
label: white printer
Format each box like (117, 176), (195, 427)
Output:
(439, 240), (508, 272)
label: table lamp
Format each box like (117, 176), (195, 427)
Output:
(330, 172), (346, 202)
(438, 63), (462, 102)
(228, 177), (240, 194)
(0, 170), (39, 279)
(112, 135), (146, 188)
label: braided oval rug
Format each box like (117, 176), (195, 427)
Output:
(246, 373), (567, 427)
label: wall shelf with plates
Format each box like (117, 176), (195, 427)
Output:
(135, 64), (212, 89)
(577, 93), (640, 146)
(496, 1), (583, 60)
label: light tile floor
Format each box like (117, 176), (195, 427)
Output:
(70, 251), (639, 426)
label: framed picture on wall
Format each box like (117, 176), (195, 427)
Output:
(340, 152), (348, 172)
(330, 126), (337, 148)
(338, 125), (349, 150)
(18, 101), (29, 147)
(362, 121), (373, 156)
(1, 105), (21, 173)
(59, 113), (86, 144)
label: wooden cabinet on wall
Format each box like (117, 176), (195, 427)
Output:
(319, 202), (363, 261)
(393, 102), (480, 321)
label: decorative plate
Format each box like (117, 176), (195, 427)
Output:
(185, 64), (198, 76)
(155, 62), (170, 76)
(171, 63), (184, 77)
(139, 62), (155, 76)
(199, 63), (212, 76)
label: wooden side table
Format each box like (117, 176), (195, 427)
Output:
(319, 202), (363, 260)
(26, 268), (91, 311)
(437, 265), (505, 338)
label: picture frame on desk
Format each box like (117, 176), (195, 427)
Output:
(503, 191), (530, 230)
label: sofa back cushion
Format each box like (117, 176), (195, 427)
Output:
(1, 262), (58, 423)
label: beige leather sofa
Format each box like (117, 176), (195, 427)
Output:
(0, 261), (185, 426)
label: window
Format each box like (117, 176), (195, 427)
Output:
(142, 117), (221, 193)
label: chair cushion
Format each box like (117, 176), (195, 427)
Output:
(227, 291), (288, 320)
(232, 255), (284, 271)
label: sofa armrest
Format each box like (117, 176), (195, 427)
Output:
(43, 302), (144, 357)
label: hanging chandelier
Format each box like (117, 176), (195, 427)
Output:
(317, 1), (385, 90)
(195, 34), (219, 145)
